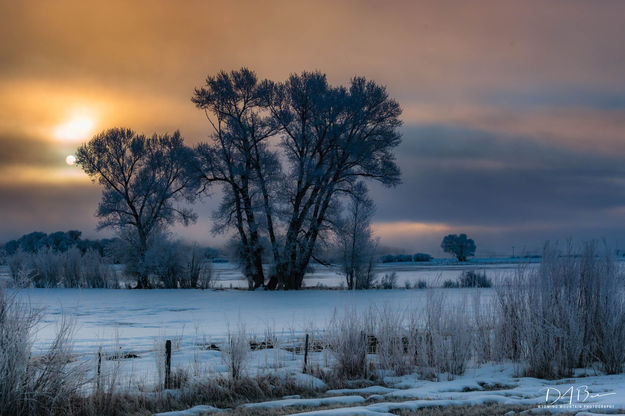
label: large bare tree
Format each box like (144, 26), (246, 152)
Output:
(192, 69), (280, 289)
(76, 128), (197, 288)
(193, 69), (402, 290)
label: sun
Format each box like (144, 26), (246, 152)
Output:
(65, 155), (76, 166)
(55, 114), (95, 142)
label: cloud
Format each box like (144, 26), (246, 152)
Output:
(0, 182), (103, 240)
(370, 124), (625, 229)
(1, 0), (625, 254)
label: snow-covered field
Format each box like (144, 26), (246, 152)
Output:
(6, 261), (625, 414)
(211, 260), (531, 289)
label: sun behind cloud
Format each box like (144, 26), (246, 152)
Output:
(54, 113), (95, 142)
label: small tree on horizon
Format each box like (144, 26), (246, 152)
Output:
(441, 233), (476, 262)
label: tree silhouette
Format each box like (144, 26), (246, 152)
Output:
(193, 69), (402, 289)
(441, 233), (476, 262)
(76, 128), (197, 288)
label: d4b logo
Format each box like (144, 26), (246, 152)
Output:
(544, 385), (615, 405)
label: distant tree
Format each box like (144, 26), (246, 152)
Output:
(76, 128), (198, 288)
(413, 253), (432, 262)
(67, 230), (82, 241)
(441, 233), (476, 262)
(17, 232), (47, 253)
(337, 183), (377, 289)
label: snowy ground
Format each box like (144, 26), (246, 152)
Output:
(210, 260), (530, 289)
(5, 261), (625, 414)
(236, 365), (625, 415)
(153, 364), (625, 415)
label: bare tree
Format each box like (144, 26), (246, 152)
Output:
(76, 128), (197, 288)
(337, 183), (377, 289)
(193, 69), (402, 290)
(264, 72), (402, 289)
(192, 69), (280, 289)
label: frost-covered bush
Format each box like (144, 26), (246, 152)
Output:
(378, 272), (398, 289)
(7, 248), (115, 288)
(457, 270), (492, 288)
(137, 239), (213, 289)
(144, 239), (186, 289)
(374, 306), (411, 375)
(327, 309), (369, 379)
(414, 293), (472, 378)
(0, 289), (86, 415)
(496, 243), (625, 377)
(442, 279), (458, 288)
(223, 326), (249, 381)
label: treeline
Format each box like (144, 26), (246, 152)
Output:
(379, 252), (433, 263)
(3, 230), (114, 256)
(2, 230), (219, 289)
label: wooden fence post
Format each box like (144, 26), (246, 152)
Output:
(303, 333), (309, 373)
(96, 346), (102, 391)
(165, 339), (171, 389)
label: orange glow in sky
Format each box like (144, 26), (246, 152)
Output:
(1, 0), (625, 252)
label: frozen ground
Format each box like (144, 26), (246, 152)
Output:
(21, 286), (493, 356)
(5, 261), (625, 414)
(210, 260), (532, 289)
(154, 365), (625, 415)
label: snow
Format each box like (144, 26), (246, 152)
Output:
(327, 386), (398, 395)
(154, 405), (225, 415)
(293, 408), (394, 415)
(5, 261), (625, 415)
(291, 365), (625, 415)
(206, 261), (529, 289)
(242, 395), (366, 409)
(17, 285), (495, 354)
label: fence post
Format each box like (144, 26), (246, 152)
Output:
(165, 339), (171, 389)
(303, 333), (309, 373)
(96, 346), (102, 391)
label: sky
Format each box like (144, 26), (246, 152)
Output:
(1, 0), (625, 256)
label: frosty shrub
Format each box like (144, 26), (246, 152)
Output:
(496, 242), (625, 377)
(374, 306), (411, 375)
(29, 247), (65, 287)
(144, 239), (186, 289)
(0, 289), (86, 415)
(7, 248), (116, 288)
(494, 269), (528, 362)
(442, 279), (458, 289)
(142, 240), (213, 289)
(416, 292), (472, 378)
(457, 270), (492, 288)
(327, 308), (369, 379)
(222, 325), (249, 382)
(79, 248), (114, 288)
(378, 272), (398, 289)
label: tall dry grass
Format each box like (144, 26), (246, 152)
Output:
(495, 242), (625, 377)
(0, 289), (87, 415)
